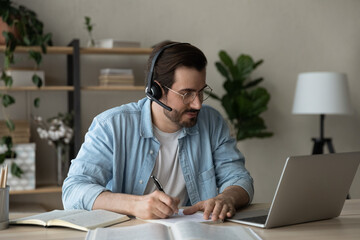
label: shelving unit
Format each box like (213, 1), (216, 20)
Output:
(1, 40), (152, 197)
(0, 86), (74, 91)
(10, 185), (62, 195)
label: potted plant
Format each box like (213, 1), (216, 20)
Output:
(0, 0), (52, 177)
(33, 112), (74, 186)
(209, 50), (273, 141)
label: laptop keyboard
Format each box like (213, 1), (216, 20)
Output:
(240, 215), (268, 224)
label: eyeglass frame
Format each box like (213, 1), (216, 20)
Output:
(162, 84), (213, 105)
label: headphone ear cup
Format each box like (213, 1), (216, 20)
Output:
(151, 82), (162, 100)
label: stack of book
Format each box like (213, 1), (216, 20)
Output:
(0, 120), (30, 143)
(99, 69), (135, 86)
(94, 39), (140, 48)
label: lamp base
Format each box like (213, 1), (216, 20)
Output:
(311, 138), (335, 154)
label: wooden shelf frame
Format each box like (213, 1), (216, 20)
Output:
(10, 185), (62, 195)
(82, 85), (144, 91)
(0, 45), (153, 55)
(0, 45), (73, 54)
(0, 86), (74, 91)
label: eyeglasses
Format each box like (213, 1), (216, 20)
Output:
(163, 85), (213, 105)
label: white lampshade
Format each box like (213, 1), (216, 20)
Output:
(292, 72), (353, 115)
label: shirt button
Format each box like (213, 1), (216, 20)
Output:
(139, 180), (143, 184)
(149, 150), (153, 155)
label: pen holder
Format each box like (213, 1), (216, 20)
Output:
(0, 186), (9, 230)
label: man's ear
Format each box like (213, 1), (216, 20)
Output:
(154, 80), (165, 98)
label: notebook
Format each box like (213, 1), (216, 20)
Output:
(229, 152), (360, 228)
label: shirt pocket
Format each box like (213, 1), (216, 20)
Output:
(198, 167), (217, 199)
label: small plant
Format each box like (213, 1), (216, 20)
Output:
(209, 50), (273, 141)
(0, 0), (53, 177)
(84, 16), (95, 47)
(33, 112), (74, 148)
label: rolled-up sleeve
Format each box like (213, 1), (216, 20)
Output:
(62, 117), (114, 210)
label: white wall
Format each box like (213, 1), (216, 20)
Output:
(2, 0), (360, 203)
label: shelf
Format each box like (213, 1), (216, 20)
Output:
(82, 85), (145, 91)
(0, 45), (153, 55)
(80, 47), (153, 55)
(10, 185), (62, 195)
(0, 45), (73, 54)
(0, 86), (74, 91)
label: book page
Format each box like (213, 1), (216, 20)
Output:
(10, 209), (84, 226)
(143, 209), (212, 226)
(86, 223), (172, 240)
(171, 221), (261, 240)
(49, 209), (129, 231)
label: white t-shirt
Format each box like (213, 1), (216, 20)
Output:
(144, 126), (188, 205)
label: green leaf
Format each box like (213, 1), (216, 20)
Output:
(4, 75), (13, 87)
(244, 77), (263, 89)
(85, 16), (91, 25)
(236, 54), (254, 78)
(2, 94), (15, 107)
(219, 50), (234, 68)
(253, 59), (264, 69)
(23, 35), (31, 45)
(32, 74), (43, 88)
(11, 162), (23, 178)
(1, 136), (13, 147)
(215, 62), (229, 80)
(43, 33), (52, 45)
(34, 97), (40, 108)
(28, 50), (42, 66)
(6, 119), (15, 132)
(0, 154), (5, 164)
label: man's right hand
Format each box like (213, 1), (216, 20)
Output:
(133, 190), (180, 219)
(92, 190), (180, 219)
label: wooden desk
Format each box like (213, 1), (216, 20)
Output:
(1, 199), (359, 240)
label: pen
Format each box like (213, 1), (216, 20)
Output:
(151, 175), (165, 193)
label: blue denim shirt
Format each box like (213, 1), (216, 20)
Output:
(62, 98), (254, 210)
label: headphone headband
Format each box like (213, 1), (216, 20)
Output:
(146, 42), (189, 93)
(145, 42), (189, 112)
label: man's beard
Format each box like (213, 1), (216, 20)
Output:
(163, 108), (200, 128)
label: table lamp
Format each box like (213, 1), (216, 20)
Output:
(292, 72), (353, 154)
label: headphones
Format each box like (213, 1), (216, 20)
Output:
(145, 42), (188, 111)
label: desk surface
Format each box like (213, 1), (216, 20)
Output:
(1, 199), (359, 240)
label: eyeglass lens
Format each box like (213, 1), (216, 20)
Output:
(183, 86), (212, 104)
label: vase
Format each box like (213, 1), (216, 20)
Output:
(56, 145), (69, 186)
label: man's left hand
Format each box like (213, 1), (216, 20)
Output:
(182, 185), (249, 221)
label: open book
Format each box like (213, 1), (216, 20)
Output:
(139, 209), (214, 226)
(10, 209), (130, 232)
(86, 221), (262, 240)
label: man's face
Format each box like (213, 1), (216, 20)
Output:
(161, 66), (206, 128)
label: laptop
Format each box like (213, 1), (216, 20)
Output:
(229, 152), (360, 228)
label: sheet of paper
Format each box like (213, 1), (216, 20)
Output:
(144, 209), (212, 226)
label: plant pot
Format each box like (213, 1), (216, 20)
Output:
(0, 18), (19, 45)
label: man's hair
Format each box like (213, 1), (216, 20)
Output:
(145, 41), (207, 94)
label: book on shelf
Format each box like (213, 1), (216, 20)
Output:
(99, 68), (135, 86)
(100, 68), (134, 76)
(0, 120), (30, 143)
(10, 209), (130, 232)
(86, 221), (261, 240)
(94, 39), (141, 48)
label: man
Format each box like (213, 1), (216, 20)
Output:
(62, 41), (254, 221)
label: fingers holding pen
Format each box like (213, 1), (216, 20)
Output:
(158, 190), (180, 214)
(138, 190), (179, 219)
